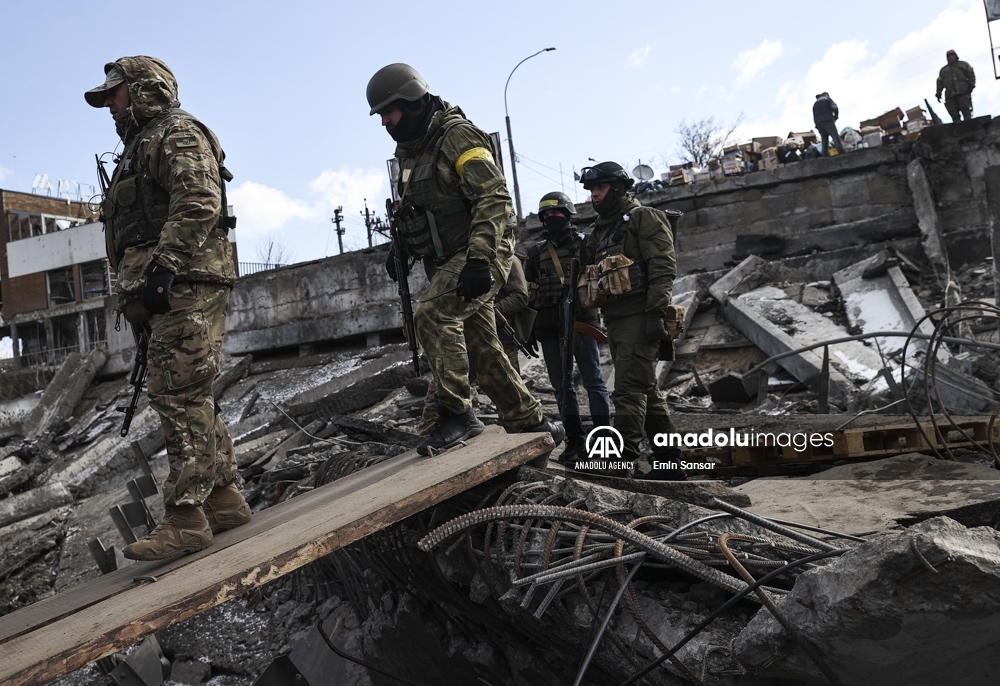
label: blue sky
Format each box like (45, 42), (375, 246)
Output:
(1, 0), (997, 264)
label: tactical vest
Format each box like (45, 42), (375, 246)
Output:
(529, 235), (582, 308)
(106, 109), (232, 263)
(589, 212), (648, 299)
(395, 118), (474, 261)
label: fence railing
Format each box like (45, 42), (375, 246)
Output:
(238, 262), (286, 277)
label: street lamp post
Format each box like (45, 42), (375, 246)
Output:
(504, 47), (555, 224)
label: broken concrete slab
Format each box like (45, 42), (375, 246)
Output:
(908, 158), (964, 316)
(733, 516), (1000, 686)
(711, 258), (885, 402)
(732, 452), (1000, 535)
(0, 481), (73, 528)
(22, 348), (108, 439)
(833, 251), (936, 359)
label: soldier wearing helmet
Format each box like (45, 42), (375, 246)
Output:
(85, 57), (250, 560)
(367, 63), (563, 457)
(936, 50), (975, 123)
(579, 162), (683, 479)
(524, 192), (611, 463)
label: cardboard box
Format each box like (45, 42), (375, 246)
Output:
(669, 169), (693, 185)
(753, 136), (784, 151)
(759, 157), (780, 171)
(693, 171), (711, 183)
(905, 119), (927, 133)
(722, 144), (741, 155)
(906, 106), (926, 122)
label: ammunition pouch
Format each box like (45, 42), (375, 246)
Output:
(577, 264), (604, 310)
(596, 254), (645, 298)
(528, 281), (540, 304)
(664, 304), (686, 339)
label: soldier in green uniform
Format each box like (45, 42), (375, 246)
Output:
(579, 162), (683, 479)
(936, 50), (975, 123)
(524, 192), (611, 463)
(86, 56), (251, 560)
(368, 63), (563, 456)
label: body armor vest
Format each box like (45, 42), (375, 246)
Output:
(589, 212), (648, 299)
(106, 109), (231, 263)
(529, 235), (582, 308)
(396, 118), (474, 261)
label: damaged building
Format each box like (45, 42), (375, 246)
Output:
(2, 117), (1000, 686)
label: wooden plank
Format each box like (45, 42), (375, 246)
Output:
(0, 427), (551, 686)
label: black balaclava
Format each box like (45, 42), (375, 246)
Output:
(542, 211), (573, 242)
(594, 181), (627, 218)
(389, 93), (438, 142)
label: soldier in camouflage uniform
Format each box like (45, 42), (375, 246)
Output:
(86, 56), (250, 560)
(936, 50), (975, 123)
(368, 63), (563, 456)
(580, 162), (684, 479)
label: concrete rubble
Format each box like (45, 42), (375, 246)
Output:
(2, 120), (1000, 686)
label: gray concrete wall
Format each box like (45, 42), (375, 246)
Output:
(224, 245), (428, 356)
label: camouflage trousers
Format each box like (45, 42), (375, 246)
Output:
(414, 241), (542, 431)
(605, 313), (676, 461)
(945, 93), (973, 122)
(129, 282), (237, 507)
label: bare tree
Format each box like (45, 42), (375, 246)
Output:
(256, 232), (293, 266)
(675, 114), (746, 168)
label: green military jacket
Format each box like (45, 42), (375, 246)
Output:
(582, 196), (676, 321)
(937, 60), (975, 98)
(393, 102), (514, 266)
(102, 56), (235, 301)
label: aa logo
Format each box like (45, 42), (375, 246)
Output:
(586, 426), (624, 460)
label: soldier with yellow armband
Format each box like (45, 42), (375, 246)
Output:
(367, 64), (564, 457)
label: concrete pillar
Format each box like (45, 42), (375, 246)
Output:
(78, 311), (89, 353)
(9, 322), (19, 365)
(984, 165), (1000, 339)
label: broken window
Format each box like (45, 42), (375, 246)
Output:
(46, 267), (76, 307)
(5, 211), (87, 241)
(80, 260), (110, 300)
(50, 313), (79, 362)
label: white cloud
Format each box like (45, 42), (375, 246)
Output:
(628, 45), (651, 67)
(228, 167), (386, 243)
(732, 38), (784, 86)
(0, 165), (10, 183)
(695, 86), (710, 100)
(744, 0), (998, 140)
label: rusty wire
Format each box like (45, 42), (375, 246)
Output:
(898, 301), (1000, 466)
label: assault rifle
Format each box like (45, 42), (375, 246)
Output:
(560, 258), (580, 400)
(119, 323), (149, 437)
(494, 309), (539, 358)
(386, 198), (421, 375)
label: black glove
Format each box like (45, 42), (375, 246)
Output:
(525, 336), (539, 357)
(385, 245), (409, 283)
(936, 94), (942, 103)
(142, 262), (174, 315)
(645, 316), (667, 344)
(457, 259), (494, 303)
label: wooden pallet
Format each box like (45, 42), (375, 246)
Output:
(0, 427), (551, 686)
(679, 417), (1000, 468)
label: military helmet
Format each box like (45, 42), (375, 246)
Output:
(538, 191), (576, 218)
(367, 63), (429, 116)
(579, 161), (634, 190)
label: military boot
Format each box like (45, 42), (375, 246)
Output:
(523, 420), (566, 467)
(203, 483), (252, 534)
(123, 505), (213, 561)
(417, 407), (485, 456)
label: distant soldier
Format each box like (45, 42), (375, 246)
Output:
(524, 192), (611, 463)
(579, 162), (683, 479)
(937, 49), (975, 122)
(86, 56), (250, 561)
(812, 92), (845, 156)
(367, 63), (563, 455)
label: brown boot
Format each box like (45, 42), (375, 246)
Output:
(203, 483), (252, 533)
(123, 505), (213, 561)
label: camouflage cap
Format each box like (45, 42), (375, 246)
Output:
(85, 63), (126, 107)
